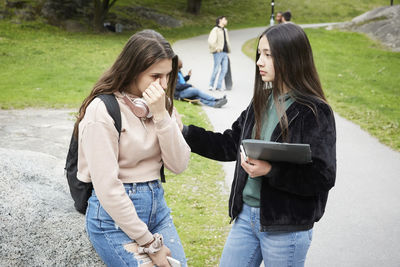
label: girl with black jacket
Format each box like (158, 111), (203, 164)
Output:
(179, 23), (336, 267)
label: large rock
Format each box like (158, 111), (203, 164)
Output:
(121, 6), (182, 28)
(5, 1), (28, 9)
(0, 148), (104, 266)
(41, 0), (91, 26)
(329, 5), (400, 51)
(4, 0), (35, 21)
(0, 109), (103, 266)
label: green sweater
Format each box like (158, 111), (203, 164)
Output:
(242, 93), (294, 207)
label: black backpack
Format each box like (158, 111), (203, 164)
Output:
(65, 94), (165, 214)
(65, 94), (122, 214)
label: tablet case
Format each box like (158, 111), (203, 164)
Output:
(241, 139), (312, 164)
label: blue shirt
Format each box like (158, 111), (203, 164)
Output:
(177, 71), (186, 85)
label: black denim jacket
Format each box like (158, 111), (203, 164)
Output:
(183, 97), (336, 231)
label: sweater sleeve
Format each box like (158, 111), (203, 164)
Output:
(80, 108), (153, 246)
(265, 105), (337, 196)
(153, 110), (191, 174)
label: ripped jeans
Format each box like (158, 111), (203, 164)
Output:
(86, 180), (186, 266)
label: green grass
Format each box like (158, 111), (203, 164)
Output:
(242, 29), (400, 151)
(0, 21), (129, 108)
(164, 101), (230, 266)
(0, 0), (386, 108)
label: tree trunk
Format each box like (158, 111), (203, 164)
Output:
(93, 0), (118, 32)
(187, 0), (202, 15)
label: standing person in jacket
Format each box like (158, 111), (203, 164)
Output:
(178, 23), (336, 267)
(175, 59), (227, 108)
(74, 29), (190, 267)
(208, 16), (231, 91)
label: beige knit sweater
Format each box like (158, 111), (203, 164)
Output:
(77, 92), (190, 245)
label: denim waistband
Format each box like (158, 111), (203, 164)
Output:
(91, 180), (161, 197)
(123, 179), (161, 192)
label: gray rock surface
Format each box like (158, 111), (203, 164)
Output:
(125, 6), (182, 28)
(0, 109), (104, 266)
(329, 5), (400, 51)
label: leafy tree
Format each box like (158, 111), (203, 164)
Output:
(93, 0), (118, 32)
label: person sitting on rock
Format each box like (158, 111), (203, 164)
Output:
(75, 30), (189, 267)
(175, 59), (227, 108)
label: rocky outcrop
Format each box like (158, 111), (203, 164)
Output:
(329, 5), (400, 52)
(2, 1), (182, 31)
(0, 109), (103, 266)
(117, 6), (182, 28)
(4, 0), (36, 21)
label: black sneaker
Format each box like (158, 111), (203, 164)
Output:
(214, 98), (228, 108)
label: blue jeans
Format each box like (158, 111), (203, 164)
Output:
(86, 180), (187, 267)
(179, 87), (216, 106)
(209, 52), (229, 89)
(219, 204), (312, 267)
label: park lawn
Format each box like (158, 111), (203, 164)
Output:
(242, 28), (400, 151)
(164, 101), (230, 266)
(0, 0), (386, 108)
(0, 21), (129, 108)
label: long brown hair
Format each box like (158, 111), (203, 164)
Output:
(73, 29), (178, 137)
(253, 23), (326, 140)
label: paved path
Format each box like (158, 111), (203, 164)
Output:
(173, 24), (400, 266)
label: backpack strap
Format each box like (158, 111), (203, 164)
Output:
(97, 94), (122, 139)
(160, 164), (165, 183)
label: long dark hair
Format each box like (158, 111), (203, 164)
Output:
(253, 23), (326, 140)
(73, 29), (178, 137)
